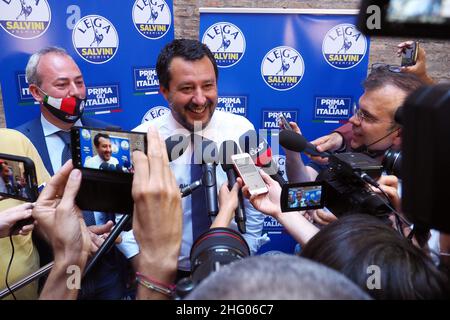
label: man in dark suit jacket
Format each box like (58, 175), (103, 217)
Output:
(15, 46), (127, 300)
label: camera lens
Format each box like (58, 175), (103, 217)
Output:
(382, 149), (401, 177)
(190, 227), (250, 285)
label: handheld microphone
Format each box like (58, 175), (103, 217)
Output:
(219, 140), (246, 233)
(180, 179), (202, 197)
(99, 162), (109, 171)
(165, 134), (189, 162)
(279, 130), (331, 157)
(239, 130), (286, 186)
(200, 139), (219, 216)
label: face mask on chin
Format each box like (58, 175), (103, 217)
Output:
(38, 87), (86, 124)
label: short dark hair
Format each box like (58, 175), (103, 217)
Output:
(156, 39), (218, 90)
(363, 67), (425, 96)
(300, 214), (449, 299)
(93, 133), (110, 148)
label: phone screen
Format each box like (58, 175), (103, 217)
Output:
(0, 155), (38, 202)
(401, 42), (418, 66)
(72, 127), (146, 174)
(281, 182), (325, 211)
(232, 154), (267, 194)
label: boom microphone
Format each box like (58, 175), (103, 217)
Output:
(219, 140), (246, 233)
(239, 130), (286, 186)
(279, 130), (331, 157)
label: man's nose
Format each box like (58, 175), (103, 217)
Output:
(191, 88), (207, 106)
(68, 82), (84, 97)
(349, 114), (360, 126)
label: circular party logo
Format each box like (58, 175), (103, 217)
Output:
(0, 0), (51, 39)
(322, 24), (367, 70)
(132, 0), (172, 40)
(72, 15), (119, 64)
(261, 46), (305, 91)
(202, 22), (246, 68)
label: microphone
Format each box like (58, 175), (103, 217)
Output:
(219, 140), (246, 234)
(165, 134), (189, 162)
(99, 162), (109, 170)
(279, 130), (331, 157)
(199, 139), (219, 216)
(239, 130), (286, 186)
(180, 179), (202, 198)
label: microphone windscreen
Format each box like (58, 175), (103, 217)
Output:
(219, 140), (239, 171)
(165, 134), (189, 162)
(279, 130), (308, 152)
(99, 162), (109, 170)
(202, 139), (219, 164)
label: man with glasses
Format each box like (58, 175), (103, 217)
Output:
(283, 65), (425, 183)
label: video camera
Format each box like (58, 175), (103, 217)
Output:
(280, 151), (395, 217)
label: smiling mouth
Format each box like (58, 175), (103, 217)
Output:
(188, 105), (207, 114)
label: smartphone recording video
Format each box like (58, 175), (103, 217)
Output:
(281, 181), (325, 212)
(70, 127), (147, 214)
(71, 127), (146, 175)
(0, 154), (38, 202)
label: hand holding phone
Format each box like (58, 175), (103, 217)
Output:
(401, 41), (419, 67)
(278, 113), (293, 131)
(231, 153), (268, 196)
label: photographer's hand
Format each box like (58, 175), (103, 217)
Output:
(308, 132), (343, 165)
(132, 126), (182, 300)
(35, 161), (92, 300)
(0, 202), (34, 238)
(397, 41), (435, 84)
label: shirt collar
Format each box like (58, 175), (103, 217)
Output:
(41, 114), (83, 137)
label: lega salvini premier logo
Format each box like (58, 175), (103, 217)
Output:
(322, 23), (367, 70)
(261, 46), (305, 91)
(72, 15), (119, 64)
(0, 0), (51, 39)
(132, 0), (172, 40)
(202, 22), (246, 68)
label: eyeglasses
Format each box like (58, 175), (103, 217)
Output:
(352, 103), (396, 125)
(371, 63), (402, 73)
(352, 103), (377, 123)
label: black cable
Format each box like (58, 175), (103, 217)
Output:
(356, 172), (411, 237)
(5, 232), (17, 300)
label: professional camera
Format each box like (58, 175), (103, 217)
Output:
(316, 152), (393, 217)
(175, 227), (250, 298)
(382, 148), (402, 177)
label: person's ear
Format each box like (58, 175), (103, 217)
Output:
(29, 84), (44, 103)
(159, 85), (170, 101)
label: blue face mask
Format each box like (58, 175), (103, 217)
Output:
(38, 87), (86, 123)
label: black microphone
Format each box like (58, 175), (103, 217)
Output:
(219, 140), (246, 234)
(279, 130), (331, 157)
(180, 179), (202, 198)
(99, 162), (109, 170)
(165, 134), (189, 162)
(239, 130), (286, 186)
(199, 139), (219, 216)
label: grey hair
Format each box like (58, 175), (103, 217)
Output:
(25, 46), (71, 86)
(186, 254), (371, 300)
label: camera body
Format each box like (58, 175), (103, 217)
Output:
(317, 152), (392, 217)
(175, 228), (250, 299)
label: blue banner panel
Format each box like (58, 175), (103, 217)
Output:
(0, 0), (174, 130)
(200, 9), (370, 254)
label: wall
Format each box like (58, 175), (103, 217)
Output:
(1, 0), (449, 128)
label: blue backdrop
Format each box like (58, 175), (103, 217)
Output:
(0, 0), (174, 130)
(200, 9), (371, 254)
